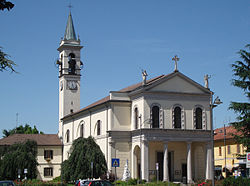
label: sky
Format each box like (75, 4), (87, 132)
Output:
(0, 0), (249, 136)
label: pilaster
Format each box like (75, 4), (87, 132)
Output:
(108, 138), (115, 171)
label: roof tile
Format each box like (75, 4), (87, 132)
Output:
(63, 75), (166, 118)
(214, 126), (242, 141)
(0, 134), (62, 146)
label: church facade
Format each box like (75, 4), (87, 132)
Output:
(58, 13), (214, 183)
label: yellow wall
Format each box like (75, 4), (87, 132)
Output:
(37, 146), (62, 181)
(214, 139), (245, 177)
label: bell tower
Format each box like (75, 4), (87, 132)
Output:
(57, 12), (83, 137)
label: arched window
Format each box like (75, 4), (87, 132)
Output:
(80, 124), (84, 137)
(97, 120), (101, 136)
(174, 107), (181, 128)
(68, 53), (76, 75)
(195, 107), (202, 129)
(69, 53), (75, 58)
(152, 106), (159, 128)
(134, 107), (139, 129)
(66, 129), (70, 143)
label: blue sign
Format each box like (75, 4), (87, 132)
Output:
(112, 158), (120, 167)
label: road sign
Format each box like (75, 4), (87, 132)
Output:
(112, 158), (120, 167)
(247, 152), (250, 168)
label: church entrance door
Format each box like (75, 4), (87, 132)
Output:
(156, 152), (172, 181)
(182, 163), (187, 179)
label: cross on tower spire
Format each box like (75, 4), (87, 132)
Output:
(64, 8), (77, 40)
(172, 55), (180, 72)
(68, 1), (73, 12)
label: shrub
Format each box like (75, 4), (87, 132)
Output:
(223, 176), (250, 186)
(140, 179), (147, 184)
(14, 179), (67, 186)
(114, 180), (128, 185)
(51, 176), (62, 182)
(127, 178), (138, 185)
(145, 182), (180, 186)
(195, 179), (212, 186)
(100, 172), (116, 182)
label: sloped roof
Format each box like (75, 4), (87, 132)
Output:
(0, 134), (62, 146)
(63, 75), (165, 119)
(63, 71), (210, 119)
(214, 126), (242, 141)
(119, 75), (165, 92)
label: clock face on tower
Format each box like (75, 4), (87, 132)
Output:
(67, 80), (77, 90)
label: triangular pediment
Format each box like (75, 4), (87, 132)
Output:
(145, 72), (210, 94)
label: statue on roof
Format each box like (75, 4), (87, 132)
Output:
(204, 74), (211, 89)
(142, 70), (148, 86)
(172, 55), (180, 72)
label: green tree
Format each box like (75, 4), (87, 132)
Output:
(1, 1), (16, 72)
(229, 44), (250, 152)
(2, 124), (44, 137)
(0, 0), (14, 11)
(0, 47), (16, 72)
(0, 140), (38, 180)
(62, 137), (107, 182)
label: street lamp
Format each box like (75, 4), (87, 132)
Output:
(223, 124), (227, 177)
(217, 124), (227, 178)
(212, 96), (223, 108)
(210, 95), (222, 186)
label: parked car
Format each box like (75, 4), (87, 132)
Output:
(0, 181), (15, 186)
(84, 180), (113, 186)
(75, 180), (80, 186)
(75, 179), (90, 186)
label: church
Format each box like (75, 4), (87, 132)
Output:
(57, 12), (215, 183)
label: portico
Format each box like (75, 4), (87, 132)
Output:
(131, 129), (213, 183)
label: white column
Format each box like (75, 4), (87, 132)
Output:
(141, 140), (149, 181)
(205, 142), (212, 180)
(108, 138), (115, 171)
(163, 142), (169, 182)
(131, 143), (137, 178)
(187, 142), (193, 184)
(131, 147), (135, 178)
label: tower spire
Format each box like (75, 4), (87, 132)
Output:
(64, 12), (77, 40)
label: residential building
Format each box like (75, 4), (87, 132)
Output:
(0, 134), (62, 181)
(214, 126), (246, 178)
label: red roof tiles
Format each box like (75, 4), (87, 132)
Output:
(63, 71), (210, 119)
(0, 134), (62, 146)
(214, 126), (241, 141)
(63, 75), (166, 118)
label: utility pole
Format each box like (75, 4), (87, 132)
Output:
(224, 124), (227, 177)
(15, 113), (18, 133)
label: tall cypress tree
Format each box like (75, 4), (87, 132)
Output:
(61, 136), (107, 182)
(229, 44), (250, 152)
